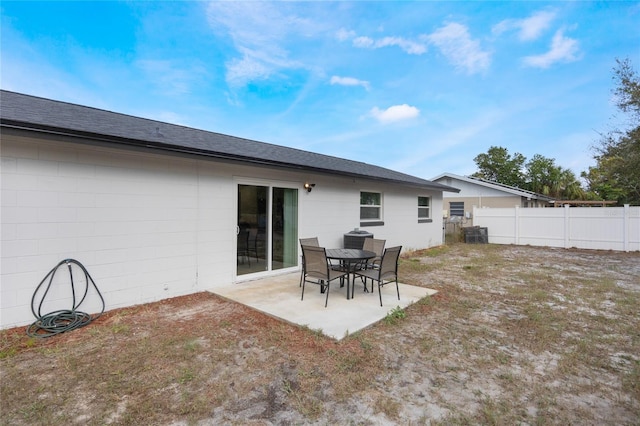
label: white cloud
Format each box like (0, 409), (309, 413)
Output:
(206, 2), (319, 87)
(493, 10), (557, 41)
(519, 10), (557, 41)
(523, 28), (580, 68)
(353, 36), (374, 49)
(425, 23), (491, 74)
(389, 108), (507, 174)
(137, 59), (207, 96)
(377, 36), (427, 55)
(330, 76), (370, 90)
(352, 35), (427, 55)
(335, 28), (356, 42)
(370, 104), (420, 124)
(225, 55), (271, 86)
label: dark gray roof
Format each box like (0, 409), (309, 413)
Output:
(1, 90), (457, 192)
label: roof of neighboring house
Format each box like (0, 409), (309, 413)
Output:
(1, 90), (458, 193)
(431, 172), (553, 201)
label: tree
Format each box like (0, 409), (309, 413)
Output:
(471, 146), (526, 188)
(525, 154), (559, 196)
(583, 58), (640, 205)
(612, 58), (640, 120)
(471, 147), (585, 200)
(558, 168), (585, 200)
(526, 154), (584, 199)
(582, 157), (627, 201)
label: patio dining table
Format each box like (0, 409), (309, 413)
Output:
(326, 248), (376, 300)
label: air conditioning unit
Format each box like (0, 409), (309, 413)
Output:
(343, 230), (373, 249)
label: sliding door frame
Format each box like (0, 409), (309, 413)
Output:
(234, 177), (300, 281)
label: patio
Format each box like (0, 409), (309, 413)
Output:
(210, 272), (437, 340)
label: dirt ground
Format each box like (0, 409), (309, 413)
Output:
(1, 244), (639, 425)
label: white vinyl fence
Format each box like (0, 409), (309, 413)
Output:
(473, 205), (640, 252)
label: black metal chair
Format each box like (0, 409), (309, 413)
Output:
(300, 245), (348, 307)
(248, 228), (265, 263)
(237, 229), (251, 266)
(299, 237), (320, 287)
(354, 246), (402, 306)
(360, 238), (386, 291)
(362, 238), (386, 268)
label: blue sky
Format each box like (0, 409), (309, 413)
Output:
(2, 1), (638, 182)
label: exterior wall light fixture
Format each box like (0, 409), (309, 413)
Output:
(304, 182), (315, 193)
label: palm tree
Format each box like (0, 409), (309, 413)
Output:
(558, 169), (585, 200)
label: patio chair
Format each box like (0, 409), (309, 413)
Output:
(237, 229), (251, 266)
(360, 238), (386, 291)
(300, 245), (348, 307)
(299, 237), (319, 247)
(354, 246), (402, 306)
(248, 228), (260, 262)
(299, 237), (320, 286)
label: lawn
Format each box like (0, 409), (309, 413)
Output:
(1, 244), (638, 425)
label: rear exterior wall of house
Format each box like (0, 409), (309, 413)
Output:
(1, 130), (444, 328)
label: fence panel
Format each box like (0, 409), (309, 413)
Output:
(518, 208), (564, 247)
(473, 208), (516, 245)
(473, 205), (640, 252)
(569, 207), (623, 250)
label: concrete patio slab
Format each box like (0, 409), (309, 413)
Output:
(210, 272), (437, 340)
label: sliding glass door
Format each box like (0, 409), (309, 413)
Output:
(272, 187), (298, 270)
(237, 184), (298, 276)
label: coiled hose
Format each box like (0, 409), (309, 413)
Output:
(26, 259), (105, 338)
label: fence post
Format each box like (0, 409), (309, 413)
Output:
(624, 204), (629, 252)
(564, 204), (570, 249)
(514, 206), (520, 245)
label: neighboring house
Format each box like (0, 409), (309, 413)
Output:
(431, 173), (554, 225)
(0, 90), (458, 329)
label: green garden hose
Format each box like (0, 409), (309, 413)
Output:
(26, 259), (105, 338)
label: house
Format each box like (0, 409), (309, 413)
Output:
(431, 173), (554, 226)
(0, 90), (458, 329)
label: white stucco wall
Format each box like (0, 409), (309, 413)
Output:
(1, 132), (444, 329)
(438, 177), (519, 199)
(435, 176), (548, 214)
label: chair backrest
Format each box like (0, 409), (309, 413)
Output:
(299, 237), (319, 247)
(301, 245), (329, 280)
(237, 229), (250, 249)
(379, 246), (402, 280)
(363, 238), (385, 256)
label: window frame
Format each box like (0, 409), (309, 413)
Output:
(418, 196), (432, 223)
(359, 191), (384, 226)
(450, 201), (464, 217)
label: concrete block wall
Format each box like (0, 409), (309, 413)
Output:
(2, 132), (446, 329)
(1, 134), (223, 329)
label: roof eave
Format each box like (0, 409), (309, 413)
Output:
(1, 119), (456, 192)
(434, 173), (547, 199)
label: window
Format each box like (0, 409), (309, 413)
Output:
(418, 196), (431, 221)
(450, 201), (464, 217)
(360, 191), (381, 221)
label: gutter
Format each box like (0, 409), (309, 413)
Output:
(1, 120), (457, 193)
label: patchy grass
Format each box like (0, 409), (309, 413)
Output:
(383, 305), (406, 325)
(1, 244), (639, 425)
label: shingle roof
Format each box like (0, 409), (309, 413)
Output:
(1, 90), (457, 192)
(431, 172), (553, 200)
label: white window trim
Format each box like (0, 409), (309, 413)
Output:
(450, 201), (465, 217)
(359, 190), (383, 225)
(418, 196), (432, 222)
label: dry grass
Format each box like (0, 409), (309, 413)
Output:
(1, 244), (638, 425)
